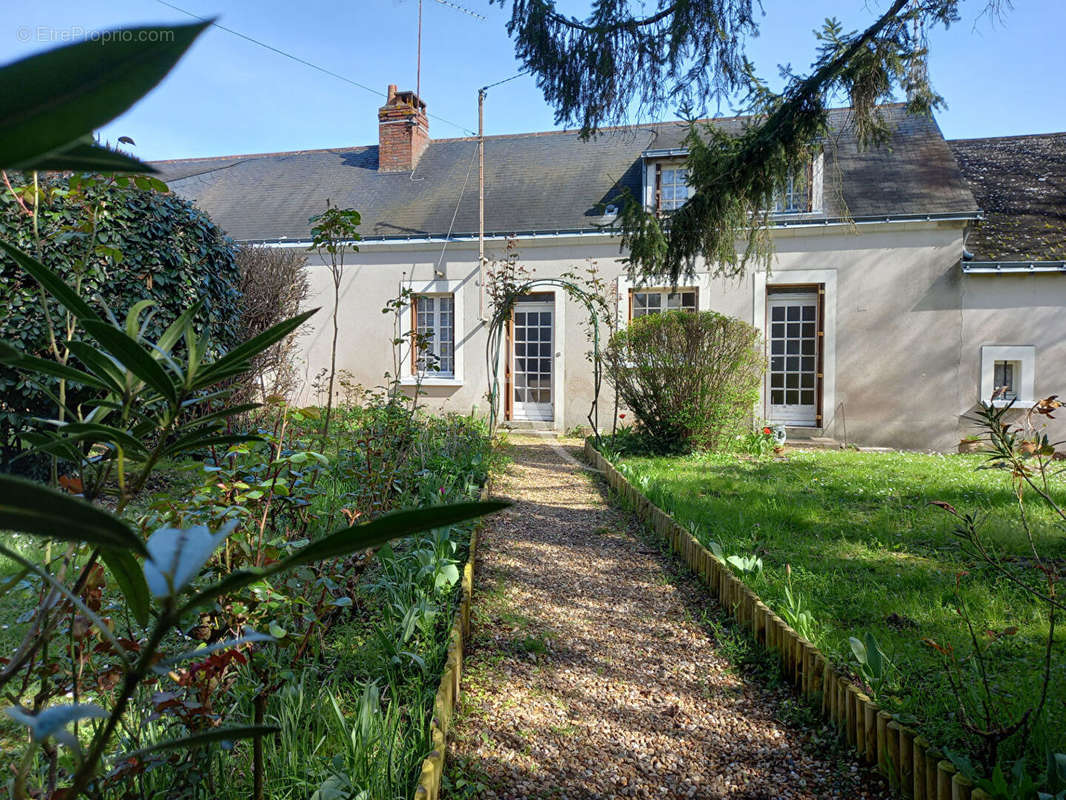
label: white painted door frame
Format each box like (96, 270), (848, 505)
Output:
(511, 300), (555, 422)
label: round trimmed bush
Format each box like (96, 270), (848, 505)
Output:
(604, 310), (763, 451)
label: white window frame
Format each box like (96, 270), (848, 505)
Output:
(631, 287), (698, 318)
(643, 152), (824, 215)
(980, 345), (1035, 407)
(400, 279), (465, 386)
(413, 294), (455, 376)
(773, 168), (809, 213)
(617, 273), (713, 327)
(659, 165), (690, 211)
(753, 269), (837, 430)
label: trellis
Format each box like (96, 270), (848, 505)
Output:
(484, 278), (606, 442)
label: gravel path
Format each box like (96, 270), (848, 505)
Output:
(446, 436), (890, 800)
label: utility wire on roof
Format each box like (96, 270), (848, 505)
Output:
(436, 141), (480, 272)
(153, 0), (477, 136)
(480, 71), (527, 93)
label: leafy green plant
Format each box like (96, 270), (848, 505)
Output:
(726, 553), (763, 575)
(848, 631), (893, 699)
(927, 397), (1063, 771)
(781, 563), (816, 642)
(602, 310), (763, 452)
(0, 28), (504, 797)
(308, 202), (362, 437)
(740, 426), (777, 458)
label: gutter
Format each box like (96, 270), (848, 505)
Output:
(641, 147), (689, 159)
(962, 261), (1066, 274)
(248, 211), (980, 248)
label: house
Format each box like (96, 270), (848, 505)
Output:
(155, 86), (1064, 450)
(948, 133), (1066, 441)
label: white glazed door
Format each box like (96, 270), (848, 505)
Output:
(766, 292), (819, 426)
(512, 302), (554, 421)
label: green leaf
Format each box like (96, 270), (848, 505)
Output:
(80, 320), (178, 404)
(268, 623), (287, 639)
(277, 501), (506, 571)
(0, 475), (146, 556)
(177, 403), (262, 432)
(52, 421), (149, 458)
(156, 300), (205, 355)
(125, 299), (156, 338)
(194, 309), (318, 388)
(179, 502), (506, 615)
(155, 629), (275, 671)
(864, 631), (884, 677)
(65, 340), (126, 394)
(127, 725), (279, 757)
(25, 139), (151, 173)
(0, 22), (210, 169)
(178, 567), (269, 614)
(100, 549), (150, 626)
(0, 241), (100, 322)
(0, 345), (111, 391)
(849, 635), (868, 666)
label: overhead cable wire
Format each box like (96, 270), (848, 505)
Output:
(480, 71), (527, 93)
(153, 0), (477, 135)
(436, 142), (480, 272)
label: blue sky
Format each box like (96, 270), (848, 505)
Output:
(4, 1), (1064, 161)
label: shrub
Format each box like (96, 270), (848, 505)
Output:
(0, 172), (241, 473)
(603, 310), (763, 451)
(235, 244), (310, 401)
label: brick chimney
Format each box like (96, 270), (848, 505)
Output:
(378, 84), (429, 173)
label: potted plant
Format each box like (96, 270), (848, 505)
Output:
(957, 434), (983, 454)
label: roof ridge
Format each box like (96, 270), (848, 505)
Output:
(153, 103), (906, 165)
(949, 131), (1066, 145)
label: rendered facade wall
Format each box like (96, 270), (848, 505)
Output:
(289, 219), (1060, 451)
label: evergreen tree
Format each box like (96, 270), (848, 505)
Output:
(494, 0), (1001, 281)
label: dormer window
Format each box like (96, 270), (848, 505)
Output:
(772, 167), (811, 214)
(658, 165), (690, 212)
(642, 148), (823, 216)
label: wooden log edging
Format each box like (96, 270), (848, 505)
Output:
(584, 440), (957, 800)
(412, 482), (491, 800)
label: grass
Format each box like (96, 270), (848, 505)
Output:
(614, 447), (1066, 760)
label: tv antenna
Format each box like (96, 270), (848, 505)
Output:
(415, 0), (485, 97)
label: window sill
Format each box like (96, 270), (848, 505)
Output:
(990, 398), (1033, 409)
(400, 375), (463, 387)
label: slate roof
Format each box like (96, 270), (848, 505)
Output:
(154, 103), (977, 243)
(949, 133), (1066, 262)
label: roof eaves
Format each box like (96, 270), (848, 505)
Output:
(962, 260), (1066, 274)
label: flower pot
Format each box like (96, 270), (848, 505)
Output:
(957, 440), (982, 454)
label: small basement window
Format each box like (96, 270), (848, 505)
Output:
(980, 345), (1035, 407)
(993, 360), (1018, 401)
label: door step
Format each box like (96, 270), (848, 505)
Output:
(502, 420), (556, 433)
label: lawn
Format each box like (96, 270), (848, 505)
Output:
(612, 447), (1066, 761)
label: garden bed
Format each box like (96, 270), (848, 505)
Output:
(0, 406), (497, 800)
(602, 445), (1065, 763)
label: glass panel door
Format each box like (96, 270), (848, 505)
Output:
(766, 292), (819, 426)
(512, 301), (554, 421)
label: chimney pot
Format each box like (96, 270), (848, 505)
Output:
(378, 85), (429, 172)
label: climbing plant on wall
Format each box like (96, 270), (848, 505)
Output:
(483, 242), (612, 438)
